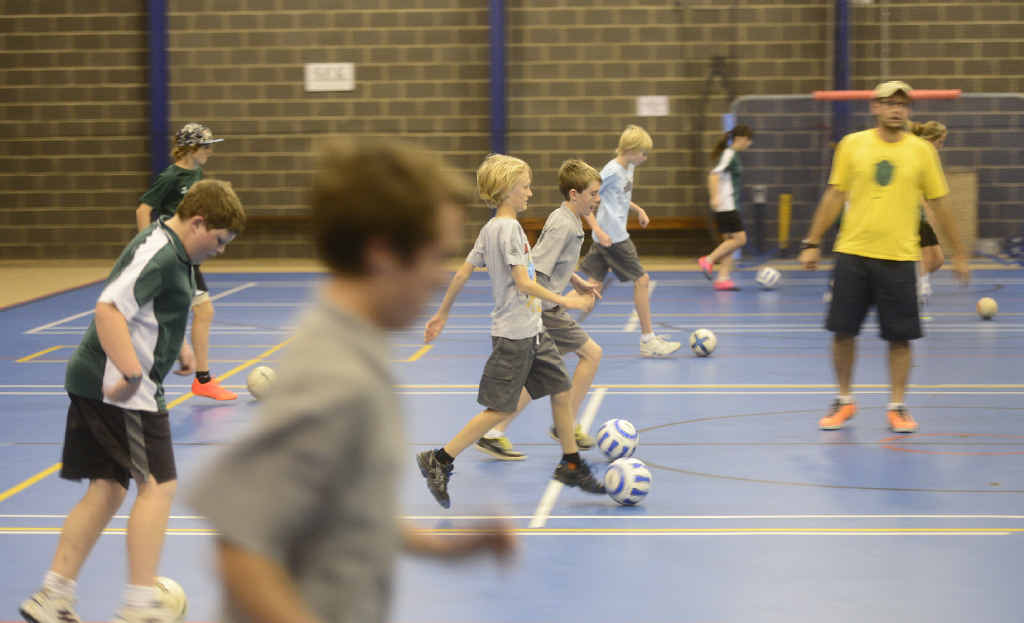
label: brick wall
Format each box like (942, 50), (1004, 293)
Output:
(0, 1), (1021, 259)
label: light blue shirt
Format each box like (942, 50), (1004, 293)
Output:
(595, 159), (634, 244)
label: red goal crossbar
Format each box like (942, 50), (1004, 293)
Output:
(813, 89), (962, 101)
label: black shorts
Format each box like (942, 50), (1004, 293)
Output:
(60, 393), (177, 488)
(826, 252), (921, 342)
(194, 266), (208, 295)
(919, 219), (939, 248)
(713, 210), (745, 234)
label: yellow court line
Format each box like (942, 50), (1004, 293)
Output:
(0, 464), (62, 504)
(403, 344), (433, 363)
(0, 336), (296, 504)
(16, 345), (71, 363)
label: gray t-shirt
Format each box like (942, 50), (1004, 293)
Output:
(188, 298), (402, 623)
(532, 203), (585, 311)
(466, 216), (543, 339)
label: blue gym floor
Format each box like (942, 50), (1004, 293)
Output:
(2, 266), (1022, 622)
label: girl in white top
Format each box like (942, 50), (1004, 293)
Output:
(698, 125), (754, 290)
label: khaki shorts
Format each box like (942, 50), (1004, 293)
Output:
(542, 306), (590, 354)
(477, 332), (572, 413)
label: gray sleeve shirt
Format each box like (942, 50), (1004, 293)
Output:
(532, 204), (585, 311)
(188, 300), (403, 623)
(466, 217), (543, 339)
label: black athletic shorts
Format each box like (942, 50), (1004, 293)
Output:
(713, 210), (745, 234)
(60, 393), (177, 488)
(919, 219), (939, 248)
(194, 266), (208, 295)
(826, 252), (922, 342)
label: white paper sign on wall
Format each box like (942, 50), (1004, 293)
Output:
(304, 63), (356, 92)
(636, 95), (669, 117)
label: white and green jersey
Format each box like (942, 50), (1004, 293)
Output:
(711, 148), (743, 213)
(65, 219), (195, 412)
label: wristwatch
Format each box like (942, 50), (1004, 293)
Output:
(799, 240), (819, 251)
(123, 373), (143, 383)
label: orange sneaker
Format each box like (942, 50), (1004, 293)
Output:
(887, 405), (918, 433)
(191, 377), (237, 401)
(819, 400), (856, 430)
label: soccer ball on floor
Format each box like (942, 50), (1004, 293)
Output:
(604, 457), (652, 506)
(977, 297), (998, 320)
(155, 576), (187, 623)
(596, 418), (639, 461)
(246, 366), (276, 400)
(755, 266), (782, 289)
(689, 328), (717, 357)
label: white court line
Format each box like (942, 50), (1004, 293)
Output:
(3, 513), (1022, 521)
(623, 279), (656, 333)
(529, 388), (608, 529)
(24, 282), (257, 335)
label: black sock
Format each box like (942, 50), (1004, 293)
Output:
(196, 370), (211, 384)
(562, 452), (581, 467)
(435, 448), (454, 465)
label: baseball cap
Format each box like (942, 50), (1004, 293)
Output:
(873, 81), (913, 99)
(175, 123), (224, 147)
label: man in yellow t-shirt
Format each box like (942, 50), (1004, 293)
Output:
(798, 81), (969, 434)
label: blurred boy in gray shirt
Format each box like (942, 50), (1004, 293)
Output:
(189, 138), (514, 623)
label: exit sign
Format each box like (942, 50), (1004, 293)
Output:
(304, 63), (356, 92)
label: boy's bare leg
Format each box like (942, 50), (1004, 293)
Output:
(634, 273), (653, 335)
(126, 476), (177, 586)
(191, 299), (214, 374)
(50, 479), (127, 579)
(443, 409), (514, 457)
(550, 390), (578, 454)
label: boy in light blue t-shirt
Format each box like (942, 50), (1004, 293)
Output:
(580, 125), (681, 357)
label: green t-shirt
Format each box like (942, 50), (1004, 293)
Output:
(65, 219), (195, 412)
(138, 164), (203, 221)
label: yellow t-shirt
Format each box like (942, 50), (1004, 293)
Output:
(829, 129), (949, 261)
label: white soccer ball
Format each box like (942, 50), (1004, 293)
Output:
(604, 457), (652, 506)
(755, 266), (781, 289)
(154, 576), (187, 623)
(596, 418), (639, 461)
(246, 366), (276, 400)
(689, 328), (717, 357)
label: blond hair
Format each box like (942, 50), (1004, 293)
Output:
(558, 159), (601, 200)
(176, 179), (246, 234)
(312, 136), (473, 276)
(476, 154), (531, 208)
(616, 124), (653, 155)
(171, 144), (202, 163)
(910, 120), (948, 145)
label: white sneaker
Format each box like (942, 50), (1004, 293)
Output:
(19, 588), (81, 623)
(640, 335), (681, 357)
(112, 601), (180, 623)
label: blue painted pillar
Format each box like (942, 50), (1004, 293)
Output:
(488, 0), (506, 155)
(148, 0), (169, 175)
(832, 0), (850, 144)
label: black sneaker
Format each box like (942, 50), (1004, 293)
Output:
(553, 459), (605, 493)
(548, 424), (597, 450)
(474, 436), (527, 461)
(416, 450), (453, 508)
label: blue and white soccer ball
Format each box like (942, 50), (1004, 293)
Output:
(755, 266), (782, 289)
(604, 457), (652, 506)
(689, 328), (717, 357)
(596, 418), (639, 461)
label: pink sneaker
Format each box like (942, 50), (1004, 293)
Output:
(697, 256), (713, 280)
(713, 279), (739, 291)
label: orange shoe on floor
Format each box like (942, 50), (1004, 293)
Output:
(887, 405), (918, 433)
(713, 279), (739, 291)
(819, 399), (856, 430)
(191, 377), (237, 401)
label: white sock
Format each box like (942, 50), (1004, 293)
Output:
(641, 332), (655, 342)
(837, 395), (854, 405)
(43, 571), (76, 599)
(887, 402), (905, 411)
(483, 428), (504, 439)
(122, 584), (158, 609)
